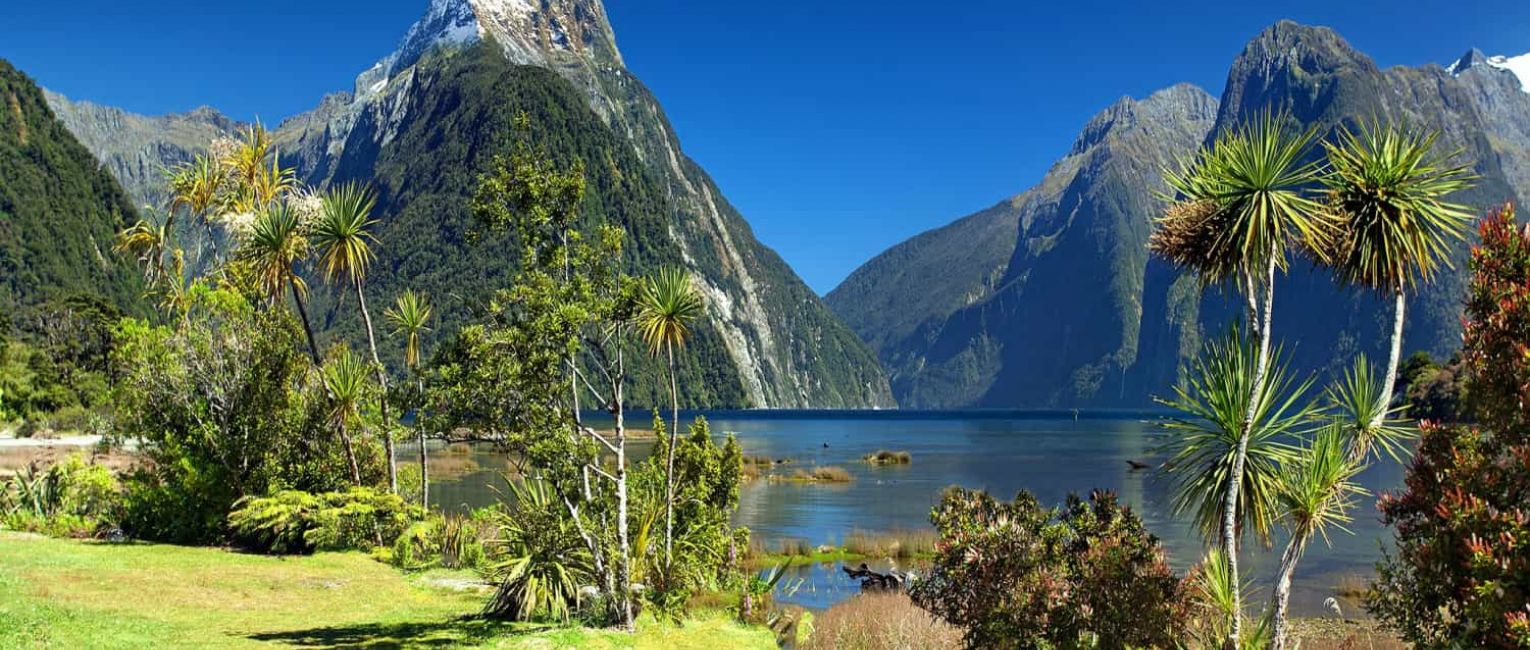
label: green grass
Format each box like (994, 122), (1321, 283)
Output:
(0, 532), (774, 649)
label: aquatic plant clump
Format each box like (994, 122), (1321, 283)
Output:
(861, 450), (912, 465)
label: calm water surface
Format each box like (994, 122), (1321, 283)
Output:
(424, 410), (1402, 617)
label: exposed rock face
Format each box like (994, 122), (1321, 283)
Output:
(830, 84), (1220, 407)
(43, 90), (239, 207)
(36, 0), (888, 408)
(833, 21), (1530, 408)
(262, 0), (893, 408)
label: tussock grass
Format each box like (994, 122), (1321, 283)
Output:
(800, 592), (962, 650)
(1333, 573), (1370, 600)
(426, 454), (481, 479)
(786, 466), (852, 483)
(861, 450), (912, 465)
(842, 529), (938, 560)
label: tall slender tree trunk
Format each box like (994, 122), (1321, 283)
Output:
(1375, 289), (1406, 430)
(338, 422), (361, 485)
(354, 276), (396, 493)
(1270, 532), (1310, 650)
(663, 342), (679, 570)
(418, 378), (429, 508)
(291, 284), (322, 365)
(614, 345), (635, 631)
(1222, 256), (1276, 650)
(203, 219), (221, 268)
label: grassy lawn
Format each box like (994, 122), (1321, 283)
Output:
(0, 532), (774, 649)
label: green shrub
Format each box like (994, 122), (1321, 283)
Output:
(0, 455), (122, 537)
(391, 513), (490, 571)
(484, 478), (593, 622)
(229, 488), (421, 554)
(114, 288), (375, 544)
(911, 487), (1187, 649)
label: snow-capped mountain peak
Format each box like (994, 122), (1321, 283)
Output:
(379, 0), (621, 82)
(1449, 48), (1530, 93)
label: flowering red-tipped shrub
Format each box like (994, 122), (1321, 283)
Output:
(1370, 204), (1530, 648)
(911, 487), (1185, 649)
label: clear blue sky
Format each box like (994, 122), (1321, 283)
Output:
(2, 1), (1527, 293)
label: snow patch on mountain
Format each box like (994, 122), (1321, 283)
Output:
(1449, 49), (1530, 93)
(1490, 53), (1530, 92)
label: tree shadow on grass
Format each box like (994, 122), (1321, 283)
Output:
(247, 616), (549, 648)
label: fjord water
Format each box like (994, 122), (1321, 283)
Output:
(428, 410), (1401, 616)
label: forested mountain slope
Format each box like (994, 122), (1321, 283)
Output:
(832, 21), (1530, 408)
(0, 60), (142, 319)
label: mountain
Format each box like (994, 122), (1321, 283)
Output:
(43, 91), (240, 208)
(38, 0), (894, 409)
(829, 84), (1220, 407)
(0, 60), (143, 318)
(830, 21), (1530, 408)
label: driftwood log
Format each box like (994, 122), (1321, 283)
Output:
(842, 563), (909, 592)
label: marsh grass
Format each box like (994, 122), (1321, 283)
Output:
(800, 592), (962, 650)
(426, 454), (481, 479)
(1333, 573), (1369, 600)
(861, 450), (912, 465)
(842, 529), (937, 559)
(778, 466), (852, 483)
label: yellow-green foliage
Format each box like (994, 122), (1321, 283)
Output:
(392, 512), (490, 571)
(1, 454), (120, 537)
(228, 488), (421, 555)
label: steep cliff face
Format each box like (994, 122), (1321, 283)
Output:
(260, 0), (896, 408)
(834, 22), (1530, 408)
(1151, 22), (1528, 381)
(830, 85), (1219, 407)
(43, 91), (239, 208)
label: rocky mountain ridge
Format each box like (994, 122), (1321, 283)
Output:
(38, 0), (894, 408)
(830, 21), (1530, 408)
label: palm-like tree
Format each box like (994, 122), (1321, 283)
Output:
(115, 209), (173, 286)
(322, 348), (370, 485)
(1317, 120), (1475, 428)
(636, 266), (704, 569)
(1324, 355), (1416, 463)
(115, 209), (192, 317)
(222, 123), (295, 217)
(1151, 110), (1329, 646)
(167, 154), (228, 266)
(241, 204), (322, 364)
(1158, 330), (1310, 549)
(314, 183), (397, 492)
(1269, 424), (1367, 650)
(386, 290), (432, 507)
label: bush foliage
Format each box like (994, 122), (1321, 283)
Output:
(912, 487), (1186, 649)
(228, 488), (421, 554)
(1370, 205), (1530, 648)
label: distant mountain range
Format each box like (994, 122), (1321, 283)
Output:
(17, 13), (1530, 410)
(33, 0), (894, 409)
(828, 21), (1530, 408)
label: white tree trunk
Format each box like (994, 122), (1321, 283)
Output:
(663, 342), (679, 570)
(418, 380), (429, 507)
(1375, 289), (1406, 430)
(1222, 256), (1276, 649)
(614, 345), (635, 630)
(1271, 533), (1310, 650)
(354, 276), (395, 494)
